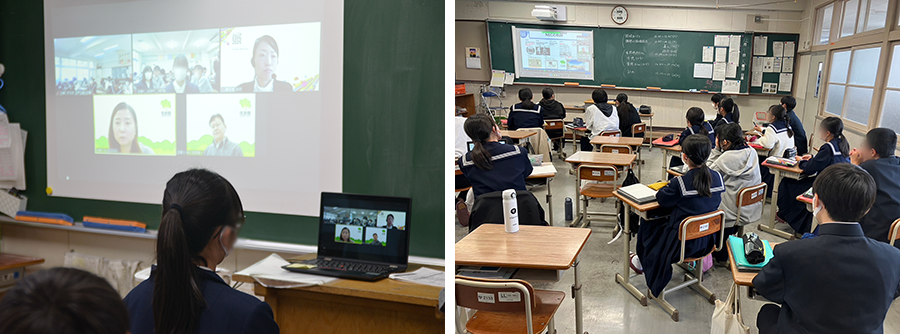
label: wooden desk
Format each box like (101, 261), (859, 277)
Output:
(640, 113), (655, 147)
(456, 224), (591, 334)
(234, 254), (443, 334)
(499, 129), (537, 140)
(566, 151), (638, 228)
(655, 145), (682, 181)
(565, 125), (589, 155)
(591, 136), (645, 178)
(759, 161), (804, 239)
(0, 253), (45, 298)
(612, 191), (664, 306)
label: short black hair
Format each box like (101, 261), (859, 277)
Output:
(719, 97), (734, 113)
(0, 267), (130, 334)
(866, 127), (897, 158)
(542, 87), (554, 100)
(781, 96), (797, 110)
(209, 113), (225, 126)
(172, 54), (189, 70)
(592, 89), (608, 104)
(812, 163), (876, 222)
(711, 93), (725, 104)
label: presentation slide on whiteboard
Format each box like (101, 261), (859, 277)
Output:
(513, 27), (594, 80)
(44, 0), (343, 216)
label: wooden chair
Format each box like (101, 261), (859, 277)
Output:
(809, 133), (818, 153)
(890, 218), (900, 246)
(599, 144), (634, 178)
(733, 183), (768, 235)
(599, 130), (621, 137)
(632, 123), (646, 138)
(648, 210), (725, 322)
(544, 119), (566, 159)
(577, 164), (619, 225)
(455, 276), (565, 334)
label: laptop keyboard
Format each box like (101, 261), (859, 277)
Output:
(313, 259), (393, 274)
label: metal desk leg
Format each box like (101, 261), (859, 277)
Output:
(573, 257), (584, 334)
(637, 145), (642, 179)
(546, 177), (554, 226)
(570, 166), (583, 227)
(661, 150), (671, 181)
(758, 170), (792, 239)
(615, 205), (648, 306)
(647, 116), (653, 152)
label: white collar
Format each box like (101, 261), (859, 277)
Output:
(254, 76), (274, 92)
(197, 265), (214, 272)
(172, 80), (186, 93)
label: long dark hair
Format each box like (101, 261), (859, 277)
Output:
(686, 107), (708, 136)
(821, 116), (850, 156)
(154, 169), (244, 334)
(682, 134), (713, 197)
(769, 105), (794, 138)
(340, 227), (351, 241)
(464, 114), (497, 170)
(108, 102), (141, 154)
(615, 93), (634, 121)
(720, 98), (740, 123)
(715, 123), (746, 150)
(518, 88), (535, 109)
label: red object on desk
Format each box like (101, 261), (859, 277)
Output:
(797, 194), (813, 204)
(749, 143), (765, 150)
(652, 136), (679, 147)
(501, 119), (507, 125)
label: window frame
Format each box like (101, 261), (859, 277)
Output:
(820, 44), (885, 132)
(877, 41), (900, 130)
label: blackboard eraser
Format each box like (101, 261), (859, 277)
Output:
(646, 87), (661, 91)
(699, 90), (709, 93)
(600, 84), (616, 88)
(564, 82), (580, 86)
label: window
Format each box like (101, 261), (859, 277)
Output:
(824, 46), (882, 125)
(816, 3), (835, 45)
(55, 57), (94, 83)
(841, 0), (859, 38)
(865, 0), (887, 31)
(880, 45), (900, 133)
(840, 0), (887, 38)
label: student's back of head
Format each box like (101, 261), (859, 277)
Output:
(0, 267), (129, 334)
(780, 96), (797, 111)
(463, 114), (498, 170)
(682, 134), (714, 197)
(715, 122), (746, 150)
(812, 163), (876, 222)
(685, 107), (708, 136)
(866, 127), (897, 158)
(591, 89), (608, 105)
(719, 97), (739, 123)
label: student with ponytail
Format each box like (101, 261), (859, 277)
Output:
(630, 134), (725, 298)
(776, 116), (851, 235)
(457, 113), (533, 209)
(670, 107), (716, 171)
(712, 97), (740, 128)
(124, 169), (279, 334)
(615, 93), (642, 138)
(507, 87), (543, 130)
(754, 105), (796, 196)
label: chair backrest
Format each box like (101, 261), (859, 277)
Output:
(632, 123), (646, 136)
(599, 144), (632, 155)
(577, 164), (618, 183)
(890, 218), (900, 246)
(599, 130), (621, 137)
(755, 111), (766, 122)
(468, 190), (548, 233)
(809, 133), (818, 153)
(544, 119), (564, 130)
(456, 276), (535, 334)
(734, 183), (767, 226)
(678, 210), (725, 263)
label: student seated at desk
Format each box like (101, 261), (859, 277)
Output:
(0, 267), (130, 334)
(581, 89), (618, 151)
(712, 97), (739, 128)
(754, 163), (900, 334)
(615, 93), (642, 138)
(707, 123), (761, 265)
(538, 87), (566, 150)
(458, 114), (533, 210)
(508, 87), (543, 130)
(630, 134), (725, 298)
(776, 117), (850, 235)
(670, 107), (716, 170)
(754, 105), (795, 197)
(124, 169), (279, 334)
(850, 127), (900, 246)
(782, 96), (808, 155)
(710, 93), (740, 126)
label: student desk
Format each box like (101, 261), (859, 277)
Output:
(233, 254), (444, 334)
(796, 193), (819, 233)
(590, 136), (645, 178)
(453, 162), (557, 224)
(759, 161), (805, 239)
(640, 113), (655, 147)
(565, 151), (637, 228)
(455, 224), (592, 334)
(0, 253), (45, 299)
(612, 191), (668, 306)
(654, 144), (682, 181)
(565, 124), (589, 155)
(499, 129), (537, 140)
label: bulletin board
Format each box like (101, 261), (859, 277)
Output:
(749, 33), (800, 95)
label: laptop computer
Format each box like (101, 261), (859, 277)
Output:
(282, 192), (412, 281)
(466, 139), (507, 152)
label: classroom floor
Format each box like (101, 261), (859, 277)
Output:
(455, 143), (900, 334)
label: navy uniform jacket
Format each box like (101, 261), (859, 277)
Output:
(679, 122), (716, 148)
(508, 103), (544, 130)
(712, 112), (736, 129)
(753, 223), (900, 334)
(458, 142), (533, 198)
(618, 102), (643, 138)
(777, 138), (850, 233)
(786, 109), (808, 155)
(124, 267), (279, 334)
(859, 156), (900, 245)
(637, 168), (724, 296)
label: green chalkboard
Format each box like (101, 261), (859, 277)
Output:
(488, 22), (753, 93)
(747, 33), (800, 95)
(0, 0), (444, 258)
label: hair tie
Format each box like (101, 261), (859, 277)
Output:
(170, 203), (183, 215)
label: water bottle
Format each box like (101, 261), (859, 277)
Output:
(565, 197), (573, 221)
(502, 189), (519, 233)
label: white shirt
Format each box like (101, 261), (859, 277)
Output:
(585, 104), (619, 138)
(454, 116), (471, 159)
(757, 123), (795, 157)
(172, 80), (186, 94)
(254, 76), (274, 92)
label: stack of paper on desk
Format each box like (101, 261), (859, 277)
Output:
(389, 267), (444, 287)
(618, 184), (658, 204)
(235, 253), (337, 286)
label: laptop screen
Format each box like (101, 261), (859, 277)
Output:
(467, 139), (507, 152)
(317, 192), (411, 266)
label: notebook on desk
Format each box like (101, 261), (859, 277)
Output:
(282, 192), (412, 281)
(618, 184), (658, 204)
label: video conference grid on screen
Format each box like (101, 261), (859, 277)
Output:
(57, 23), (319, 158)
(324, 207), (406, 247)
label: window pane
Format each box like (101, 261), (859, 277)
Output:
(887, 45), (900, 88)
(880, 90), (900, 133)
(818, 4), (834, 45)
(842, 0), (859, 37)
(825, 84), (846, 116)
(866, 0), (888, 31)
(858, 0), (869, 33)
(844, 86), (874, 124)
(848, 47), (882, 86)
(830, 50), (851, 83)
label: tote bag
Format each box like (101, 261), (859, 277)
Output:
(710, 283), (750, 334)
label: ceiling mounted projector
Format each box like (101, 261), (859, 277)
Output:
(532, 5), (566, 22)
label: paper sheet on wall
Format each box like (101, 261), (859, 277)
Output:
(762, 82), (778, 94)
(728, 49), (740, 63)
(752, 57), (761, 71)
(715, 35), (730, 47)
(503, 72), (515, 85)
(751, 71), (763, 87)
(784, 41), (795, 57)
(0, 113), (12, 149)
(773, 57), (783, 72)
(772, 42), (784, 58)
(726, 62), (738, 78)
(0, 124), (25, 188)
(702, 46), (715, 62)
(693, 63), (713, 78)
(782, 57), (794, 73)
(779, 73), (793, 92)
(763, 57), (775, 72)
(713, 62), (727, 81)
(753, 36), (768, 55)
(722, 80), (741, 94)
(729, 35), (742, 49)
(715, 47), (728, 62)
(490, 70), (505, 87)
